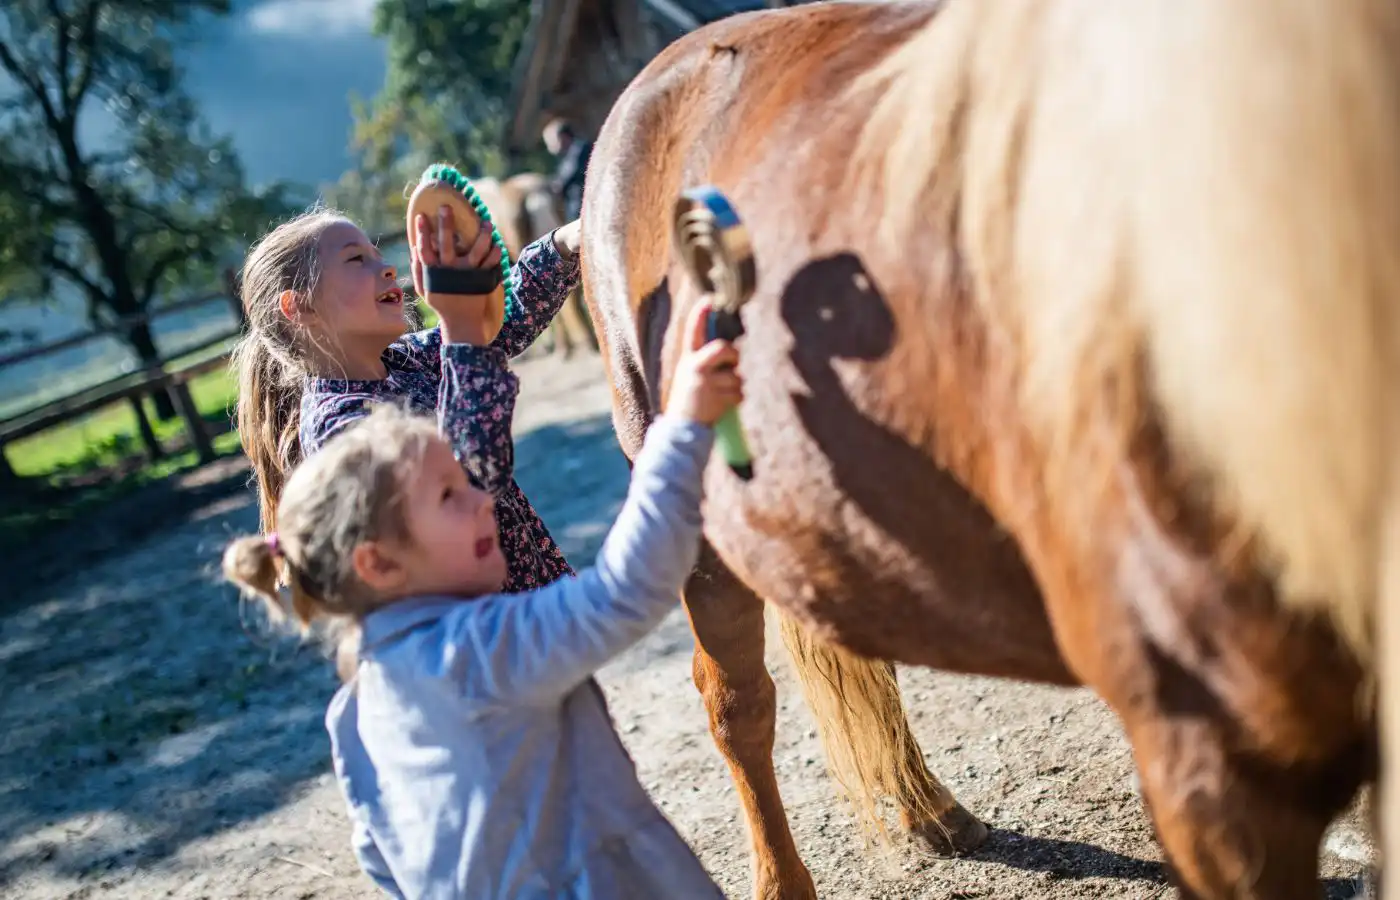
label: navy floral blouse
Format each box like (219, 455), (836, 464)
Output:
(299, 234), (581, 592)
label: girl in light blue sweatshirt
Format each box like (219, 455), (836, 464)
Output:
(223, 301), (740, 900)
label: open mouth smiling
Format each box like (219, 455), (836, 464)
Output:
(377, 288), (404, 305)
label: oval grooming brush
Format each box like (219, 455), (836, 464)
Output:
(407, 163), (516, 344)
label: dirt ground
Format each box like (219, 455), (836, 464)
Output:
(0, 353), (1375, 899)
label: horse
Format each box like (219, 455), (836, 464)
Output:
(579, 1), (1400, 897)
(472, 173), (599, 357)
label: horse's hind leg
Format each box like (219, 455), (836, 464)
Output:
(1070, 541), (1369, 897)
(686, 542), (817, 900)
(1124, 710), (1364, 899)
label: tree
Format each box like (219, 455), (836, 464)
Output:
(319, 163), (412, 239)
(0, 0), (291, 416)
(352, 0), (533, 181)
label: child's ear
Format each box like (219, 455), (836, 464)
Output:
(351, 540), (407, 595)
(278, 289), (306, 323)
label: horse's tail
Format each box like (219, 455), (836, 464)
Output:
(1114, 0), (1400, 668)
(776, 612), (951, 843)
(869, 0), (1400, 649)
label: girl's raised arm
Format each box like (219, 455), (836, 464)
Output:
(491, 230), (582, 359)
(434, 414), (712, 705)
(437, 343), (519, 496)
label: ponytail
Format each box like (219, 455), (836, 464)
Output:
(232, 335), (302, 535)
(223, 532), (358, 679)
(221, 534), (319, 628)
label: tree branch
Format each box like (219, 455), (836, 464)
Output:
(48, 0), (72, 111)
(43, 249), (106, 300)
(138, 246), (192, 307)
(0, 22), (65, 138)
(69, 0), (104, 115)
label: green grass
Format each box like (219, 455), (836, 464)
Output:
(6, 366), (239, 479)
(1, 365), (243, 548)
(1, 429), (244, 542)
(2, 311), (437, 547)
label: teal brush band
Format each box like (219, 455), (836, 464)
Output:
(419, 163), (517, 321)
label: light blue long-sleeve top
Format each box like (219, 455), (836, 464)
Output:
(326, 415), (726, 900)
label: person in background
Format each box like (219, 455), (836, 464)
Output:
(544, 117), (592, 222)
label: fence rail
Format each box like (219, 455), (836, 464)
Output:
(0, 287), (241, 370)
(0, 230), (409, 484)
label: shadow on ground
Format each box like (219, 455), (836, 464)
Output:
(0, 411), (627, 889)
(971, 824), (1364, 897)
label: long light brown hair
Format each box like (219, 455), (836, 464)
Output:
(230, 208), (350, 535)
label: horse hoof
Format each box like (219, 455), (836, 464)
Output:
(755, 870), (818, 900)
(908, 801), (989, 857)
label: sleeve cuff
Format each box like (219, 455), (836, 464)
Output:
(441, 342), (509, 370)
(647, 414), (715, 458)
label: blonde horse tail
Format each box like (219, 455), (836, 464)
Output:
(1071, 2), (1400, 882)
(776, 612), (957, 845)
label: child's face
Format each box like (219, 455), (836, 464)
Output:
(306, 221), (408, 357)
(389, 435), (507, 599)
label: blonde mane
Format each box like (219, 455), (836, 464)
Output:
(853, 0), (1400, 660)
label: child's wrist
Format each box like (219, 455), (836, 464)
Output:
(551, 221), (581, 260)
(438, 316), (491, 347)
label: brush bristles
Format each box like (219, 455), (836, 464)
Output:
(420, 163), (516, 320)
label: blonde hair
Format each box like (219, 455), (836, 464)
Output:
(222, 403), (442, 673)
(230, 206), (421, 536)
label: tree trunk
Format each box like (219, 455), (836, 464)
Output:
(125, 320), (178, 421)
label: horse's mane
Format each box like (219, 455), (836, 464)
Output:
(853, 0), (1400, 658)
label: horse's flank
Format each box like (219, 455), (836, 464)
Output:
(857, 0), (1400, 663)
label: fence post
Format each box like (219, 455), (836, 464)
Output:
(126, 394), (164, 462)
(170, 376), (215, 464)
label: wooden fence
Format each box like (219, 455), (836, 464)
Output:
(0, 232), (407, 483)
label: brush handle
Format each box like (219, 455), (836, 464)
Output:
(707, 308), (754, 481)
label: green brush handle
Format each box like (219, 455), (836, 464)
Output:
(707, 308), (754, 481)
(713, 409), (753, 479)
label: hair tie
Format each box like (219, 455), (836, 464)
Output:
(266, 532), (282, 558)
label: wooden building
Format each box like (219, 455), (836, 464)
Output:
(505, 0), (785, 158)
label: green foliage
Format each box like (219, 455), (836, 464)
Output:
(375, 0), (528, 105)
(0, 0), (295, 353)
(350, 0), (533, 183)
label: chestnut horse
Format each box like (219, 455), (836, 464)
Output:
(580, 1), (1400, 898)
(472, 173), (599, 357)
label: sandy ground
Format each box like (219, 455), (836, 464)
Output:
(0, 353), (1375, 899)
